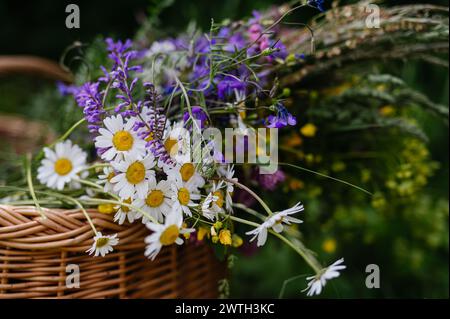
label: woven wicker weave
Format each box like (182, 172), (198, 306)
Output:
(0, 205), (224, 299)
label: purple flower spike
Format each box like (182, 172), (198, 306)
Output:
(74, 82), (105, 133)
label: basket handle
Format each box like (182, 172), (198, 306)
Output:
(0, 55), (73, 82)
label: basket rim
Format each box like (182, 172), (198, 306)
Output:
(0, 205), (147, 251)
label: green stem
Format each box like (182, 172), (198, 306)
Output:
(217, 177), (273, 216)
(278, 161), (373, 196)
(49, 118), (86, 147)
(227, 214), (322, 274)
(26, 154), (46, 219)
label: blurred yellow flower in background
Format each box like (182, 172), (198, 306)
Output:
(300, 123), (317, 137)
(322, 238), (337, 253)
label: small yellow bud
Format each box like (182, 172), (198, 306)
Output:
(212, 235), (219, 244)
(213, 221), (223, 230)
(97, 204), (115, 215)
(219, 229), (232, 246)
(197, 227), (209, 241)
(232, 234), (243, 248)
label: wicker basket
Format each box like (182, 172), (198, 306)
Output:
(0, 56), (225, 299)
(0, 205), (225, 299)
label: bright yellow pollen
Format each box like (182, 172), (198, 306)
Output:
(145, 190), (164, 208)
(96, 237), (109, 248)
(164, 138), (178, 156)
(180, 163), (195, 182)
(213, 191), (224, 208)
(54, 158), (73, 176)
(125, 162), (146, 184)
(121, 198), (132, 213)
(159, 225), (179, 246)
(177, 187), (190, 205)
(113, 130), (134, 151)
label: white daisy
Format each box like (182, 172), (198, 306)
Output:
(169, 176), (201, 217)
(144, 212), (194, 260)
(304, 258), (346, 296)
(95, 114), (146, 161)
(164, 161), (205, 190)
(245, 202), (304, 247)
(86, 232), (119, 257)
(201, 182), (225, 221)
(113, 197), (137, 225)
(218, 165), (238, 212)
(110, 153), (156, 199)
(37, 140), (87, 190)
(134, 179), (173, 223)
(162, 121), (191, 164)
(97, 166), (116, 193)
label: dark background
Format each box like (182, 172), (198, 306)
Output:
(1, 0), (447, 59)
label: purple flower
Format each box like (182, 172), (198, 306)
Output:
(56, 81), (79, 96)
(102, 38), (143, 115)
(74, 82), (105, 133)
(265, 104), (297, 128)
(256, 168), (286, 191)
(267, 41), (287, 61)
(217, 27), (246, 52)
(217, 75), (246, 100)
(183, 106), (208, 129)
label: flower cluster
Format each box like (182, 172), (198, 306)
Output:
(35, 4), (346, 297)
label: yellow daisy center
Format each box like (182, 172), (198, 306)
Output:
(164, 138), (178, 156)
(96, 237), (109, 248)
(113, 130), (134, 151)
(121, 198), (132, 213)
(125, 162), (146, 184)
(177, 187), (190, 206)
(54, 158), (73, 176)
(159, 225), (180, 246)
(145, 190), (164, 208)
(213, 190), (224, 208)
(180, 163), (195, 182)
